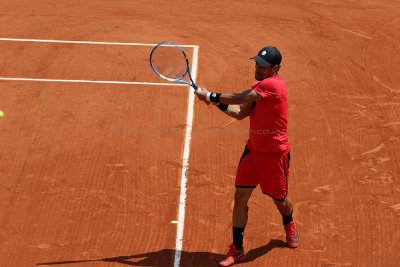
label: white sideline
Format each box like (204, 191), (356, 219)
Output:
(173, 46), (199, 267)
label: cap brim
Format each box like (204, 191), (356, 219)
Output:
(251, 56), (271, 67)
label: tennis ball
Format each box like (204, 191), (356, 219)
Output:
(0, 110), (3, 118)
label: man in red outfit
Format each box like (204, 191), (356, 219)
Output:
(195, 46), (299, 266)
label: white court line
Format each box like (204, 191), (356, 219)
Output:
(0, 77), (186, 86)
(0, 37), (197, 47)
(174, 46), (199, 267)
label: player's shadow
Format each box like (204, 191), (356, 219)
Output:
(36, 239), (286, 266)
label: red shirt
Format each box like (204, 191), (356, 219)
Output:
(246, 75), (289, 152)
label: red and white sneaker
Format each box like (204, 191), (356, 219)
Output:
(284, 220), (299, 248)
(219, 244), (245, 266)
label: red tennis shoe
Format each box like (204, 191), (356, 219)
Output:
(284, 220), (299, 248)
(219, 244), (245, 267)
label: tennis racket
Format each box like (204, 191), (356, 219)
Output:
(150, 41), (200, 92)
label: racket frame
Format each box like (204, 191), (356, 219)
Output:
(150, 41), (198, 90)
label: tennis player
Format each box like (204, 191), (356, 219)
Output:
(195, 46), (299, 266)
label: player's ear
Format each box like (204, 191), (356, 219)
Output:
(272, 65), (279, 73)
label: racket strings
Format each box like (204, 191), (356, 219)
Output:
(151, 45), (188, 79)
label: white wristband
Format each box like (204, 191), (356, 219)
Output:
(206, 92), (211, 102)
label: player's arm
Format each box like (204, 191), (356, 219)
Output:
(195, 88), (262, 105)
(217, 102), (252, 120)
(217, 89), (262, 104)
(194, 88), (258, 119)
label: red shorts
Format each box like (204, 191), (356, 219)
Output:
(235, 146), (290, 200)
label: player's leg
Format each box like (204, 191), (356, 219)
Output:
(219, 187), (252, 267)
(233, 187), (253, 245)
(233, 187), (253, 227)
(273, 195), (293, 216)
(273, 196), (299, 248)
(232, 146), (257, 249)
(272, 150), (299, 248)
(219, 146), (257, 267)
(257, 149), (299, 248)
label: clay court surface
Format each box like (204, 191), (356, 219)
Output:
(0, 0), (399, 266)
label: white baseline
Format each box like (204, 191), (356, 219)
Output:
(0, 37), (198, 47)
(0, 77), (186, 86)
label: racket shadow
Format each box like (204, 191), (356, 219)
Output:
(36, 240), (286, 266)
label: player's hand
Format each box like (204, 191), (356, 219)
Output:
(194, 87), (208, 102)
(195, 88), (217, 106)
(194, 87), (214, 106)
